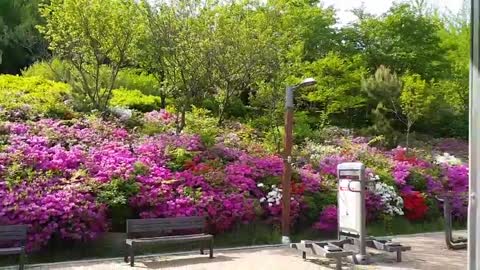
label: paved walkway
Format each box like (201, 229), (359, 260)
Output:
(2, 231), (467, 270)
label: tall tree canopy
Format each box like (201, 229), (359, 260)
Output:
(0, 0), (47, 73)
(3, 0), (471, 140)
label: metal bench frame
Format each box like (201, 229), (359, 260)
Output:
(124, 216), (213, 267)
(0, 225), (27, 270)
(438, 195), (467, 250)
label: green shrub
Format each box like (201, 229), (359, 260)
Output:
(226, 97), (248, 118)
(408, 170), (428, 192)
(96, 178), (140, 208)
(424, 196), (442, 221)
(202, 98), (219, 114)
(184, 106), (220, 146)
(0, 75), (74, 119)
(303, 190), (337, 224)
(95, 178), (139, 232)
(22, 58), (70, 82)
(202, 96), (248, 120)
(377, 169), (397, 188)
(110, 88), (162, 112)
(115, 68), (160, 96)
(166, 147), (194, 171)
(293, 111), (315, 143)
(262, 126), (283, 153)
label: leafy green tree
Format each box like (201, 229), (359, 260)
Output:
(362, 66), (402, 146)
(0, 0), (47, 73)
(399, 73), (434, 150)
(152, 0), (211, 132)
(115, 68), (160, 98)
(135, 1), (174, 108)
(437, 9), (469, 114)
(206, 2), (278, 125)
(38, 0), (143, 111)
(248, 0), (340, 141)
(348, 3), (449, 80)
(299, 52), (367, 127)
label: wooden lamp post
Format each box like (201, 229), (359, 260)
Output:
(281, 78), (316, 244)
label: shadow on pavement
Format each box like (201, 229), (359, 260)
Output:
(138, 255), (236, 269)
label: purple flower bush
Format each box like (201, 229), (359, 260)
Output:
(312, 205), (337, 232)
(0, 109), (470, 250)
(311, 140), (469, 231)
(0, 116), (299, 250)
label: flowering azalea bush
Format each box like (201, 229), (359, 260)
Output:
(372, 182), (404, 217)
(435, 153), (462, 166)
(402, 191), (428, 221)
(312, 205), (337, 232)
(0, 115), (301, 250)
(0, 108), (469, 250)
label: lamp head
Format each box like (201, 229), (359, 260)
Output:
(297, 77), (317, 88)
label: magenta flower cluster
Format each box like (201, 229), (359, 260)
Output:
(312, 205), (337, 232)
(0, 112), (470, 249)
(0, 117), (306, 250)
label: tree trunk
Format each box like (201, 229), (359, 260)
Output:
(217, 88), (230, 127)
(160, 94), (166, 109)
(176, 105), (186, 134)
(405, 123), (411, 154)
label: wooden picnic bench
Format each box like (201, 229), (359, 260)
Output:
(0, 225), (27, 270)
(124, 216), (213, 267)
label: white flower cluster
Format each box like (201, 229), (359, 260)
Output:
(368, 173), (380, 182)
(215, 132), (241, 146)
(110, 107), (133, 121)
(373, 182), (404, 216)
(302, 140), (340, 162)
(258, 184), (283, 207)
(435, 152), (462, 166)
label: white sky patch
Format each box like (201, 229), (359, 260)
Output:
(321, 0), (466, 24)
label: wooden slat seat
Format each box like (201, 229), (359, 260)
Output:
(0, 247), (24, 255)
(0, 224), (27, 270)
(124, 216), (214, 267)
(126, 233), (212, 245)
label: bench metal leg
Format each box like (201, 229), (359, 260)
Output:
(302, 251), (306, 260)
(335, 257), (342, 270)
(19, 250), (25, 270)
(124, 243), (129, 263)
(200, 242), (204, 255)
(396, 250), (402, 262)
(209, 239), (214, 259)
(129, 244), (135, 267)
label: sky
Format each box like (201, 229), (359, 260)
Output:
(321, 0), (466, 24)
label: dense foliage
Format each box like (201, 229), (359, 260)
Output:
(0, 75), (73, 119)
(2, 0), (469, 141)
(0, 0), (46, 73)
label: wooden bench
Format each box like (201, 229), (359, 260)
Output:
(124, 216), (213, 267)
(0, 225), (27, 270)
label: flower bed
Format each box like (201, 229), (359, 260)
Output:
(0, 111), (469, 251)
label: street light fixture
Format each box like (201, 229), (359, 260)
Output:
(281, 78), (317, 244)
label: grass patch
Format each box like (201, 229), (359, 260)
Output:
(368, 216), (466, 236)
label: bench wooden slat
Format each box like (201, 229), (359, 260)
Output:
(126, 233), (212, 245)
(0, 225), (27, 270)
(0, 247), (24, 255)
(0, 225), (27, 241)
(127, 216), (205, 233)
(124, 216), (213, 267)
